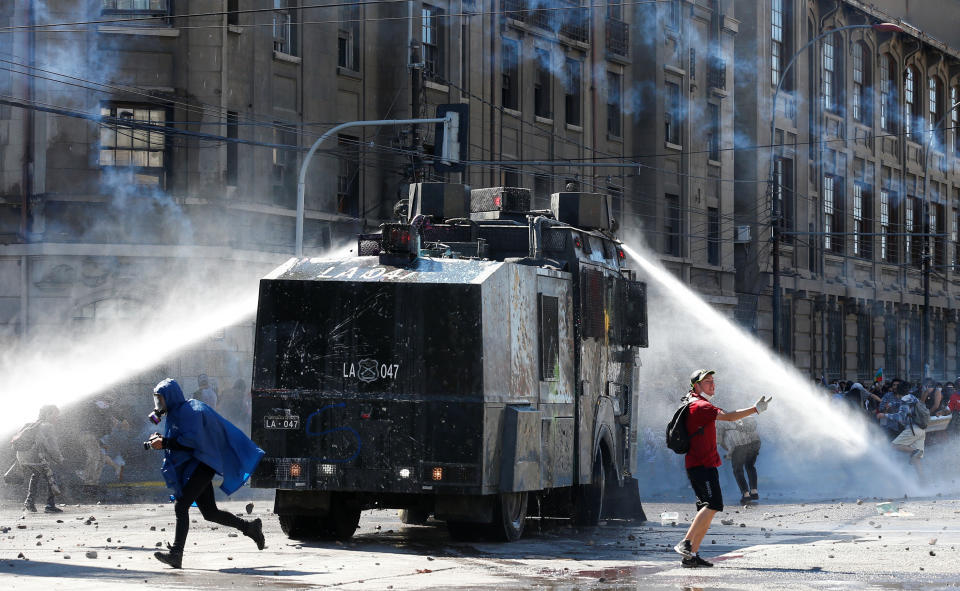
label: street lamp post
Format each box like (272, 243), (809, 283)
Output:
(920, 99), (960, 379)
(768, 22), (903, 354)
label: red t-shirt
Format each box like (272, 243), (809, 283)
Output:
(948, 393), (960, 413)
(685, 394), (721, 469)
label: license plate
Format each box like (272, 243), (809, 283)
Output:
(264, 415), (300, 429)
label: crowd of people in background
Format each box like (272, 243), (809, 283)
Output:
(819, 375), (960, 475)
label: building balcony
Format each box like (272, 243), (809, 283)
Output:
(559, 6), (590, 43)
(606, 18), (628, 58)
(502, 0), (528, 23)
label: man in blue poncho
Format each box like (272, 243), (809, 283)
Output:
(147, 378), (266, 569)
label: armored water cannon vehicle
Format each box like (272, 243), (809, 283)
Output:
(250, 182), (649, 541)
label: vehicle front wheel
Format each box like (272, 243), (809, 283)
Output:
(573, 451), (606, 526)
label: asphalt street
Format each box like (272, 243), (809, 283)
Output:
(2, 495), (960, 590)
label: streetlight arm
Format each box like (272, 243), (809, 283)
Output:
(294, 117), (445, 258)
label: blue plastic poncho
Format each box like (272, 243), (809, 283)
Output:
(154, 378), (264, 498)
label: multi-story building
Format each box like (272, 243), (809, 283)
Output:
(735, 0), (960, 382)
(0, 0), (743, 395)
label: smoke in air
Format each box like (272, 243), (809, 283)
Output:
(621, 241), (958, 500)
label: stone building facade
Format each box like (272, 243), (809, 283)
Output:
(735, 0), (960, 382)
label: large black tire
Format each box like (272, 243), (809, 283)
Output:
(573, 450), (606, 526)
(320, 499), (361, 541)
(278, 514), (324, 539)
(399, 508), (431, 525)
(490, 492), (528, 542)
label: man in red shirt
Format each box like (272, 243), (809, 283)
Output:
(674, 369), (772, 568)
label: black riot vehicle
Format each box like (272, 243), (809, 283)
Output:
(250, 183), (649, 541)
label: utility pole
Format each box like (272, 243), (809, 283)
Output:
(409, 39), (424, 182)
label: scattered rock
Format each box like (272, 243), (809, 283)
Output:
(245, 503), (254, 515)
(426, 557), (435, 561)
(228, 533), (238, 538)
(627, 534), (635, 541)
(856, 499), (863, 505)
(739, 523), (746, 528)
(227, 556), (233, 561)
(85, 551), (98, 559)
(155, 542), (162, 547)
(63, 555), (71, 560)
(930, 551), (936, 556)
(828, 555), (834, 558)
(711, 540), (716, 544)
(929, 538), (937, 545)
(17, 553), (24, 559)
(106, 538), (111, 543)
(149, 526), (156, 531)
(721, 519), (734, 525)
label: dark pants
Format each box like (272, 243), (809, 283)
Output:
(24, 463), (59, 507)
(730, 441), (761, 496)
(171, 463), (249, 553)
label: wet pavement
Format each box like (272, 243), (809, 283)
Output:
(2, 496), (960, 589)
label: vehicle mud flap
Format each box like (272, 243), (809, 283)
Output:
(605, 476), (647, 522)
(573, 450), (605, 526)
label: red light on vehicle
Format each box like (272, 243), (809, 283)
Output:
(432, 467), (443, 481)
(494, 196), (502, 208)
(289, 462), (302, 478)
(574, 237), (582, 249)
(360, 412), (371, 419)
(617, 248), (625, 259)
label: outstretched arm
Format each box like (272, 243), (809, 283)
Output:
(717, 396), (772, 422)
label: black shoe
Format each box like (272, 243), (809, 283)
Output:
(43, 505), (63, 514)
(681, 556), (699, 568)
(244, 518), (265, 550)
(750, 492), (759, 501)
(673, 539), (693, 558)
(23, 502), (37, 513)
(693, 554), (714, 567)
(740, 495), (752, 505)
(154, 549), (183, 569)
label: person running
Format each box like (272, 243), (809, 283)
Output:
(674, 369), (772, 568)
(147, 378), (266, 569)
(15, 405), (65, 513)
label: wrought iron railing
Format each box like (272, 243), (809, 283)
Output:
(606, 18), (628, 58)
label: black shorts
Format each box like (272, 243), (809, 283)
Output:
(686, 466), (724, 512)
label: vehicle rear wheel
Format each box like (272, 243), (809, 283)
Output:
(399, 508), (431, 525)
(490, 492), (528, 542)
(320, 496), (361, 540)
(573, 450), (606, 526)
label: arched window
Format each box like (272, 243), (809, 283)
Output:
(905, 66), (922, 138)
(852, 42), (871, 123)
(822, 34), (837, 111)
(880, 54), (897, 132)
(929, 75), (944, 146)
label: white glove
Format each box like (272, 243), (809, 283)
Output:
(755, 395), (772, 413)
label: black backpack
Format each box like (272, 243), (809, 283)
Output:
(666, 398), (704, 454)
(9, 421), (41, 452)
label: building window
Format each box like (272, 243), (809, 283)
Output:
(501, 39), (519, 110)
(564, 58), (582, 126)
(905, 196), (920, 266)
(905, 66), (920, 138)
(665, 81), (680, 145)
(664, 193), (681, 256)
(853, 182), (872, 259)
(422, 5), (444, 80)
(953, 208), (959, 268)
(98, 104), (168, 188)
(880, 188), (890, 261)
(771, 0), (784, 86)
(607, 71), (622, 137)
(857, 312), (872, 381)
(774, 157), (793, 242)
(608, 185), (623, 227)
(885, 313), (899, 378)
(953, 86), (960, 155)
(101, 0), (170, 20)
(226, 111), (238, 187)
(337, 134), (360, 217)
(534, 174), (551, 210)
(822, 34), (836, 112)
(534, 48), (551, 118)
(228, 0), (238, 26)
(707, 207), (720, 266)
(780, 299), (792, 358)
(827, 306), (843, 380)
(707, 103), (720, 161)
(273, 0), (298, 56)
(272, 122), (298, 207)
(667, 0), (680, 30)
(880, 54), (895, 133)
(930, 75), (944, 147)
(338, 1), (361, 72)
(823, 175), (836, 250)
(852, 42), (870, 123)
(933, 201), (945, 267)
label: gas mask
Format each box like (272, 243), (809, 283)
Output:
(149, 394), (167, 425)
